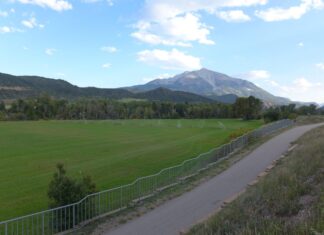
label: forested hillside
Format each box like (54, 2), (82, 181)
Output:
(0, 73), (215, 103)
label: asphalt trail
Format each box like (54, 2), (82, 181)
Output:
(103, 123), (323, 235)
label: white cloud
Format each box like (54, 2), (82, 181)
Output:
(132, 0), (270, 47)
(255, 6), (307, 21)
(142, 73), (173, 83)
(277, 77), (324, 102)
(137, 48), (202, 70)
(216, 10), (251, 22)
(255, 0), (324, 22)
(145, 0), (268, 20)
(82, 0), (99, 2)
(21, 17), (44, 29)
(0, 26), (21, 33)
(316, 63), (324, 70)
(82, 0), (113, 5)
(0, 11), (9, 17)
(293, 77), (314, 89)
(239, 70), (280, 91)
(102, 63), (111, 68)
(311, 0), (324, 9)
(0, 26), (12, 33)
(45, 48), (56, 56)
(22, 18), (34, 29)
(239, 68), (324, 103)
(242, 70), (271, 80)
(132, 13), (214, 47)
(18, 0), (72, 11)
(0, 8), (15, 17)
(101, 46), (117, 53)
(57, 72), (66, 77)
(298, 42), (304, 47)
(268, 80), (279, 87)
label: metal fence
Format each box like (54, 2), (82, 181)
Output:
(0, 119), (294, 235)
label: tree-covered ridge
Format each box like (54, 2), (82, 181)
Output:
(0, 72), (216, 103)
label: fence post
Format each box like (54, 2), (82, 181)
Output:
(98, 193), (101, 215)
(73, 204), (76, 228)
(120, 187), (123, 208)
(42, 213), (45, 235)
(5, 223), (7, 235)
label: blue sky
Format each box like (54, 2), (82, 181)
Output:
(1, 0), (324, 103)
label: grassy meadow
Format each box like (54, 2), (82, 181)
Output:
(0, 119), (262, 221)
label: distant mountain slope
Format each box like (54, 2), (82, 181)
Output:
(129, 68), (291, 105)
(134, 87), (213, 103)
(0, 73), (213, 103)
(208, 94), (238, 104)
(0, 73), (134, 99)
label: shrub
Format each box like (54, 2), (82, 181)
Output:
(48, 163), (96, 208)
(227, 128), (252, 142)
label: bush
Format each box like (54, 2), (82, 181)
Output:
(288, 113), (298, 120)
(0, 111), (5, 121)
(227, 128), (252, 142)
(0, 101), (5, 111)
(48, 163), (96, 208)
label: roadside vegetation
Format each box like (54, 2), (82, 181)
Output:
(188, 125), (324, 235)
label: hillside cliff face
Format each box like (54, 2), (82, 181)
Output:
(129, 68), (290, 105)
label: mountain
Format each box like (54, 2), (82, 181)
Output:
(0, 69), (298, 105)
(0, 72), (213, 103)
(129, 68), (291, 105)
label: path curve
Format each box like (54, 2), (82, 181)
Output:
(102, 123), (323, 235)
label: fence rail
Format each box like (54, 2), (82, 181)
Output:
(0, 119), (294, 235)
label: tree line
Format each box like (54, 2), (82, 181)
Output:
(0, 95), (322, 121)
(0, 95), (262, 120)
(263, 103), (322, 122)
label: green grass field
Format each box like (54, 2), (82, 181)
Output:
(0, 119), (262, 221)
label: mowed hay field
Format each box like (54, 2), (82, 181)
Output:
(0, 119), (262, 221)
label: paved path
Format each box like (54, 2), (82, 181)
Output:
(103, 123), (323, 235)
